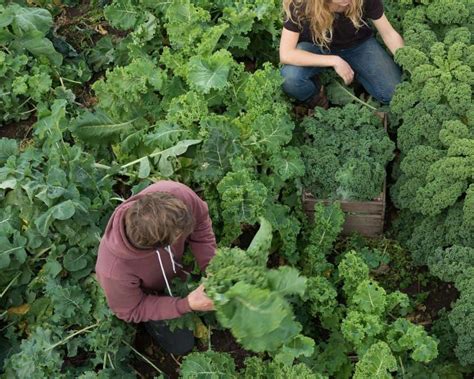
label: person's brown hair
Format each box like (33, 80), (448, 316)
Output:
(124, 192), (195, 249)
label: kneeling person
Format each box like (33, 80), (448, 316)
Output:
(95, 181), (216, 355)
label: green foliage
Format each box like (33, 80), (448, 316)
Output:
(427, 246), (474, 366)
(1, 0), (470, 376)
(242, 356), (326, 379)
(300, 202), (344, 277)
(301, 105), (394, 200)
(0, 104), (134, 376)
(391, 0), (474, 272)
(0, 3), (91, 125)
(204, 219), (313, 362)
(180, 351), (236, 378)
(353, 341), (397, 379)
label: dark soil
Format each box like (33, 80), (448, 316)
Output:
(231, 224), (258, 250)
(0, 116), (36, 140)
(54, 1), (128, 50)
(402, 279), (459, 328)
(111, 176), (133, 199)
(131, 324), (253, 379)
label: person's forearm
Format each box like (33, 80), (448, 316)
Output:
(382, 31), (404, 55)
(280, 48), (338, 67)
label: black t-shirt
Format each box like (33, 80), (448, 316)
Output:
(283, 0), (384, 49)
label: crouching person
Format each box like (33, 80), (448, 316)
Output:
(95, 180), (216, 355)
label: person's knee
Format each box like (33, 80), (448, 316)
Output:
(281, 65), (308, 96)
(165, 331), (195, 355)
(376, 73), (402, 104)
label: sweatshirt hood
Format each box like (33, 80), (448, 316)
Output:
(101, 193), (156, 260)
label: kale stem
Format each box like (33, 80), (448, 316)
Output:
(122, 339), (163, 374)
(46, 322), (100, 351)
(335, 81), (377, 111)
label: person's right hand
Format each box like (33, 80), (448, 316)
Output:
(187, 284), (214, 312)
(333, 56), (354, 85)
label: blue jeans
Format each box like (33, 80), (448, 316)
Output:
(280, 37), (402, 105)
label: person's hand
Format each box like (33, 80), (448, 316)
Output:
(187, 284), (214, 312)
(333, 56), (354, 85)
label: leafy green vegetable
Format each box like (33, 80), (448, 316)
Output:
(301, 104), (394, 200)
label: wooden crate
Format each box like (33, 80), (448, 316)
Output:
(302, 180), (386, 237)
(302, 112), (388, 237)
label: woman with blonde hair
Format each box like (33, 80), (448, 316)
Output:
(280, 0), (404, 108)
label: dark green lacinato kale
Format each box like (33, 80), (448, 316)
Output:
(204, 218), (314, 365)
(301, 104), (394, 200)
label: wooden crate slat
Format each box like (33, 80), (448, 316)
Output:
(303, 197), (384, 214)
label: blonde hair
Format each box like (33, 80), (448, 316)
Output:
(283, 0), (366, 49)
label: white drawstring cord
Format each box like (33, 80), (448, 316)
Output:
(165, 245), (176, 273)
(156, 249), (173, 296)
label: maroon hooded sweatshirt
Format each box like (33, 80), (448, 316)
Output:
(95, 181), (216, 323)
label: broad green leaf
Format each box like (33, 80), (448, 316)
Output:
(268, 147), (305, 181)
(326, 81), (357, 106)
(194, 117), (241, 183)
(104, 0), (140, 30)
(71, 109), (136, 144)
(63, 250), (88, 272)
(274, 335), (315, 366)
(138, 157), (151, 179)
(52, 200), (76, 220)
(0, 12), (14, 29)
(187, 50), (232, 94)
(267, 267), (307, 297)
(0, 178), (17, 190)
(155, 139), (201, 177)
(0, 235), (27, 269)
(33, 99), (67, 143)
(35, 200), (76, 236)
(10, 5), (52, 37)
(15, 35), (62, 66)
(144, 122), (185, 148)
(42, 259), (62, 278)
(217, 282), (300, 352)
(246, 114), (294, 154)
(0, 139), (18, 164)
(247, 217), (273, 266)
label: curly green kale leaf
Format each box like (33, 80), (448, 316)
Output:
(353, 341), (397, 379)
(180, 351), (236, 379)
(302, 105), (393, 200)
(386, 319), (438, 363)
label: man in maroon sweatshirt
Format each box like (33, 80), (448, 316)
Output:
(95, 180), (216, 354)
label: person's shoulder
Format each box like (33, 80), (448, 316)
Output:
(363, 0), (384, 20)
(283, 1), (306, 32)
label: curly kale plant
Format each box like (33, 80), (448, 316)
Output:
(390, 5), (474, 265)
(204, 218), (313, 365)
(301, 104), (394, 200)
(428, 245), (474, 366)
